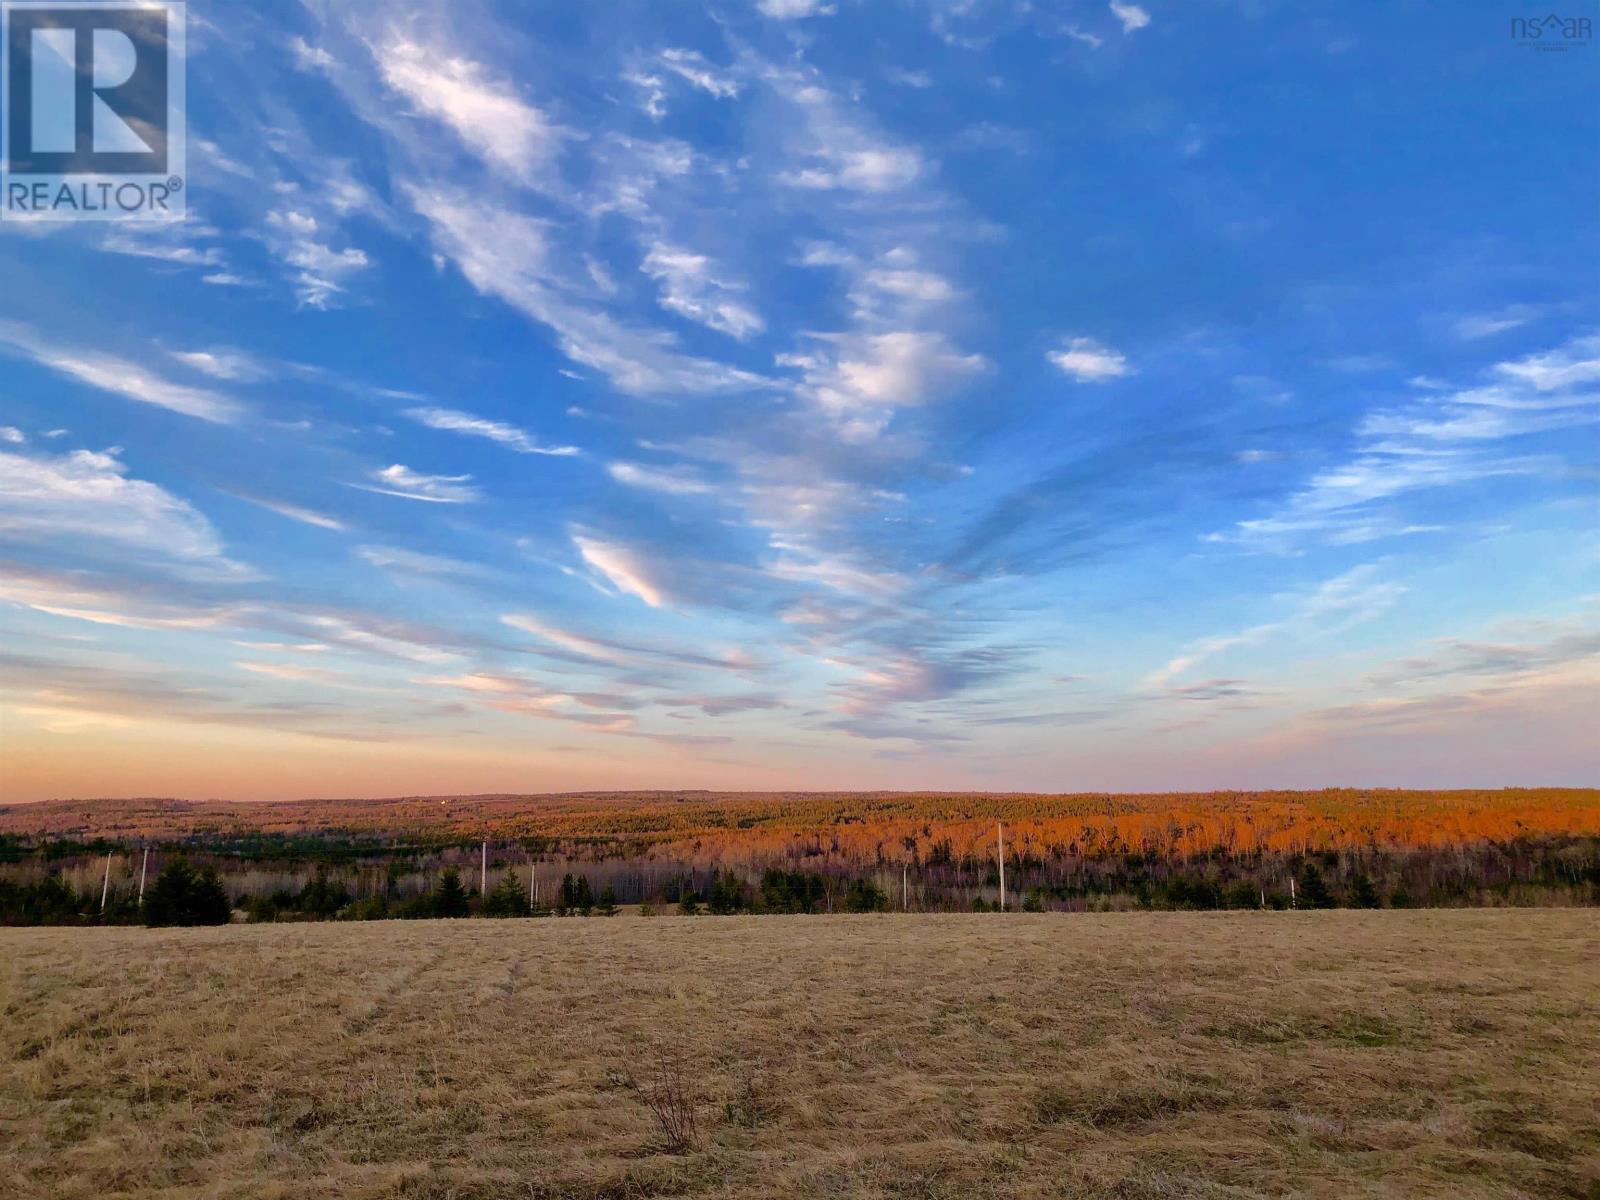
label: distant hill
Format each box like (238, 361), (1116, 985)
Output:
(3, 788), (1597, 859)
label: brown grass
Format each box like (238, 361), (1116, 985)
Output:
(2, 912), (1596, 1199)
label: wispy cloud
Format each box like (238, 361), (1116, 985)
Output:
(642, 243), (764, 340)
(372, 36), (560, 181)
(404, 406), (579, 456)
(0, 322), (244, 424)
(355, 464), (482, 504)
(226, 492), (348, 532)
(1146, 564), (1406, 690)
(573, 533), (669, 607)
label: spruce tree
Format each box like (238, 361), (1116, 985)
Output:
(434, 868), (470, 918)
(485, 870), (528, 917)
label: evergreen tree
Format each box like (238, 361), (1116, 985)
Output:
(484, 870), (528, 917)
(678, 891), (701, 916)
(596, 885), (619, 916)
(556, 873), (575, 916)
(844, 878), (888, 913)
(574, 874), (595, 916)
(143, 858), (231, 926)
(433, 868), (470, 918)
(1350, 873), (1382, 909)
(1296, 862), (1335, 909)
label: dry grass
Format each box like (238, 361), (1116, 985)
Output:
(2, 912), (1596, 1199)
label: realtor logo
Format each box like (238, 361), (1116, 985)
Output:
(2, 1), (185, 219)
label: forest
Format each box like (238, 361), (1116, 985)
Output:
(2, 790), (1597, 926)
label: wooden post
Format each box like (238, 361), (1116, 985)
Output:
(138, 848), (149, 905)
(99, 851), (113, 912)
(481, 840), (488, 897)
(902, 863), (908, 912)
(997, 822), (1006, 912)
(529, 859), (536, 912)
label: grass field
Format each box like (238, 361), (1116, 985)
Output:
(3, 913), (1596, 1200)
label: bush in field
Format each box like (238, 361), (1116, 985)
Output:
(484, 870), (528, 917)
(143, 858), (231, 926)
(678, 892), (701, 916)
(597, 886), (619, 916)
(433, 868), (470, 918)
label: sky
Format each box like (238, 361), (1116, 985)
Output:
(0, 0), (1596, 802)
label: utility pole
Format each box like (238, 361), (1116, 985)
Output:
(99, 851), (113, 913)
(138, 848), (150, 905)
(997, 821), (1006, 912)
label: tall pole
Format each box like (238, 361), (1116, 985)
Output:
(997, 822), (1006, 912)
(529, 859), (536, 912)
(100, 851), (113, 912)
(138, 848), (149, 905)
(481, 840), (488, 897)
(902, 863), (908, 912)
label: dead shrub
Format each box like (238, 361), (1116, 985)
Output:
(607, 1043), (700, 1154)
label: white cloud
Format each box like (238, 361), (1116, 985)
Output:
(1048, 336), (1133, 382)
(1493, 331), (1600, 391)
(1211, 331), (1598, 550)
(884, 67), (933, 88)
(790, 330), (987, 440)
(0, 448), (248, 578)
(783, 145), (922, 193)
(756, 0), (836, 17)
(641, 243), (765, 340)
(288, 36), (334, 72)
(373, 38), (559, 181)
(0, 322), (243, 424)
(404, 406), (579, 456)
(264, 210), (370, 309)
(356, 464), (481, 504)
(0, 427), (24, 444)
(1110, 1), (1151, 33)
(573, 533), (668, 607)
(169, 348), (267, 382)
(1453, 306), (1538, 341)
(607, 461), (717, 495)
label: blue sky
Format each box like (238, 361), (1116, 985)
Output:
(1, 0), (1596, 800)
